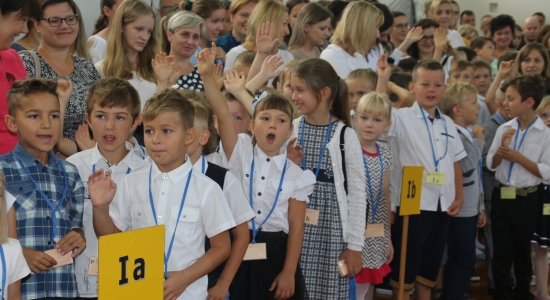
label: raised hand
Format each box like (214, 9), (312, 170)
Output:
(214, 46), (226, 63)
(260, 55), (284, 79)
(224, 69), (247, 95)
(497, 60), (515, 79)
(376, 54), (392, 81)
(434, 27), (448, 50)
(404, 26), (424, 44)
(197, 43), (218, 77)
(286, 137), (304, 166)
(501, 128), (516, 148)
(75, 123), (95, 151)
(87, 169), (117, 208)
(56, 79), (73, 107)
(256, 22), (279, 55)
(152, 52), (176, 84)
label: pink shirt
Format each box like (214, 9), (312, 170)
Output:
(0, 49), (27, 155)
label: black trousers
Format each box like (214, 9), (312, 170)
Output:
(491, 186), (537, 300)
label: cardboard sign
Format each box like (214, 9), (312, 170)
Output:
(98, 225), (165, 300)
(400, 166), (424, 216)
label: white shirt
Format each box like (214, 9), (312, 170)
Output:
(109, 157), (235, 300)
(0, 238), (30, 299)
(320, 44), (369, 79)
(387, 102), (467, 212)
(447, 30), (466, 48)
(487, 117), (550, 188)
(477, 94), (491, 126)
(95, 60), (157, 111)
(87, 35), (107, 63)
(224, 46), (294, 86)
(206, 152), (224, 166)
(130, 136), (148, 160)
(66, 142), (149, 297)
(192, 155), (255, 226)
(219, 134), (316, 233)
(5, 192), (15, 211)
(366, 44), (384, 71)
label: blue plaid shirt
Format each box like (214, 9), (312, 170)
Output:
(0, 144), (84, 299)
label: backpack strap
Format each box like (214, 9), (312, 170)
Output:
(19, 50), (41, 78)
(339, 125), (350, 195)
(204, 162), (228, 189)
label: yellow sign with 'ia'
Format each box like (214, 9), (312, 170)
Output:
(98, 225), (165, 300)
(400, 166), (424, 216)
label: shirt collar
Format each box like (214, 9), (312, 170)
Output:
(90, 142), (142, 171)
(413, 101), (442, 119)
(130, 137), (147, 159)
(455, 124), (473, 142)
(191, 154), (208, 174)
(151, 155), (193, 183)
(253, 144), (287, 171)
(13, 143), (57, 167)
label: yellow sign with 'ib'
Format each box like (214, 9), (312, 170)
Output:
(98, 225), (165, 300)
(400, 166), (424, 216)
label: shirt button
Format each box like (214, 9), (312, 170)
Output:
(42, 168), (46, 172)
(261, 176), (265, 180)
(162, 192), (165, 195)
(267, 158), (270, 162)
(158, 216), (162, 220)
(258, 192), (262, 196)
(257, 210), (261, 214)
(246, 174), (249, 177)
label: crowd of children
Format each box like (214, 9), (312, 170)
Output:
(3, 0), (550, 299)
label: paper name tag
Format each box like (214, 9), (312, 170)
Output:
(501, 187), (516, 199)
(365, 223), (385, 238)
(544, 204), (550, 216)
(338, 260), (348, 277)
(44, 249), (74, 268)
(427, 171), (446, 185)
(243, 243), (267, 260)
(88, 256), (98, 275)
(305, 209), (319, 225)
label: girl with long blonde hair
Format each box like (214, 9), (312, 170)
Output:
(428, 0), (466, 48)
(287, 2), (332, 60)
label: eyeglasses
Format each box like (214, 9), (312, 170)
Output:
(420, 35), (435, 42)
(540, 113), (550, 120)
(40, 15), (79, 27)
(394, 23), (410, 30)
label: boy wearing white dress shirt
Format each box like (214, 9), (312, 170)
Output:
(381, 59), (466, 300)
(486, 74), (550, 300)
(66, 78), (147, 299)
(88, 89), (236, 300)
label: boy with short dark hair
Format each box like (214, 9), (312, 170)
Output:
(66, 77), (147, 299)
(448, 60), (474, 84)
(88, 89), (235, 300)
(472, 60), (493, 125)
(379, 59), (466, 300)
(0, 78), (86, 299)
(487, 74), (550, 300)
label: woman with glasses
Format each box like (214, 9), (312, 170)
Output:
(390, 12), (410, 49)
(406, 18), (455, 80)
(18, 0), (100, 157)
(0, 1), (39, 156)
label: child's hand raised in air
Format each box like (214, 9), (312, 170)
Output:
(260, 55), (284, 80)
(197, 43), (218, 77)
(376, 54), (392, 81)
(224, 69), (247, 95)
(256, 22), (279, 55)
(56, 79), (73, 107)
(87, 169), (117, 208)
(152, 52), (177, 84)
(286, 137), (304, 166)
(497, 60), (515, 79)
(75, 123), (95, 151)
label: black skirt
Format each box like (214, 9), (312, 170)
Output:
(532, 184), (550, 247)
(229, 230), (304, 300)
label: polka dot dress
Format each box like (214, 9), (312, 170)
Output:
(174, 66), (204, 92)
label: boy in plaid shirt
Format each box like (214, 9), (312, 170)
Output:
(0, 79), (86, 299)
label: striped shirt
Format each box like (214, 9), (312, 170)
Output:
(0, 144), (84, 299)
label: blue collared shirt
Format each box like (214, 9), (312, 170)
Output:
(0, 144), (84, 299)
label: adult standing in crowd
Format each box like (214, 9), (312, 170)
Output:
(534, 12), (546, 27)
(215, 0), (258, 54)
(517, 16), (541, 50)
(460, 10), (475, 27)
(490, 14), (516, 59)
(427, 0), (465, 48)
(19, 0), (100, 157)
(0, 0), (39, 155)
(390, 12), (410, 49)
(480, 14), (493, 37)
(159, 0), (181, 17)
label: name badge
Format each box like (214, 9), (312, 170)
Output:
(243, 243), (267, 260)
(427, 171), (446, 185)
(501, 187), (516, 199)
(365, 223), (385, 238)
(544, 204), (550, 216)
(44, 249), (74, 268)
(305, 209), (319, 225)
(88, 256), (98, 275)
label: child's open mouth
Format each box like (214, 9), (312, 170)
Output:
(38, 135), (52, 143)
(103, 135), (116, 144)
(266, 133), (276, 143)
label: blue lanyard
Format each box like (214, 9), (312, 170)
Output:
(494, 113), (506, 125)
(248, 155), (287, 243)
(300, 114), (332, 177)
(148, 166), (193, 278)
(420, 107), (448, 172)
(201, 154), (206, 174)
(14, 155), (68, 244)
(0, 245), (5, 300)
(362, 144), (385, 223)
(507, 118), (537, 185)
(92, 164), (131, 174)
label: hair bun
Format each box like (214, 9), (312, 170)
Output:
(180, 0), (193, 11)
